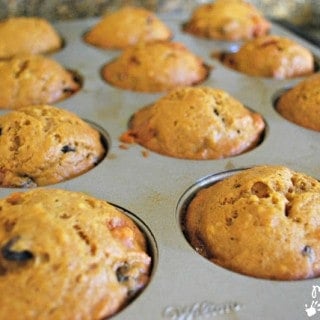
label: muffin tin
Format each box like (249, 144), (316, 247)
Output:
(1, 12), (319, 320)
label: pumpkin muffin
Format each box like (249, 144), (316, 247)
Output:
(0, 188), (151, 319)
(84, 6), (172, 49)
(0, 54), (81, 109)
(276, 73), (320, 131)
(0, 105), (105, 187)
(221, 35), (314, 79)
(183, 0), (270, 41)
(0, 17), (62, 59)
(120, 86), (265, 159)
(184, 165), (320, 280)
(102, 41), (209, 92)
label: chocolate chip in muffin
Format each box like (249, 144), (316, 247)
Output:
(19, 174), (36, 188)
(302, 245), (315, 260)
(116, 263), (130, 283)
(62, 70), (83, 95)
(61, 145), (76, 153)
(1, 237), (34, 262)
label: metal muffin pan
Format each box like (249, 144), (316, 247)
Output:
(1, 13), (320, 320)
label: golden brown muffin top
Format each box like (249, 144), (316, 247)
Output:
(183, 0), (270, 41)
(0, 54), (81, 109)
(185, 165), (320, 280)
(222, 35), (314, 78)
(84, 6), (172, 49)
(0, 104), (105, 187)
(120, 86), (265, 159)
(277, 73), (320, 131)
(0, 17), (62, 59)
(102, 41), (209, 92)
(0, 188), (151, 319)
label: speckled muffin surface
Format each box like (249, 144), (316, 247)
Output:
(185, 165), (320, 280)
(0, 17), (62, 59)
(0, 105), (105, 187)
(0, 188), (151, 320)
(183, 0), (270, 41)
(84, 6), (172, 49)
(120, 87), (265, 159)
(102, 41), (209, 93)
(0, 54), (81, 109)
(276, 73), (320, 131)
(222, 35), (314, 79)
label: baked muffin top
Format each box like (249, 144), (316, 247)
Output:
(0, 104), (105, 187)
(276, 73), (320, 131)
(222, 35), (314, 79)
(0, 54), (81, 109)
(102, 41), (209, 92)
(120, 86), (265, 159)
(185, 165), (320, 280)
(0, 17), (62, 59)
(183, 0), (270, 41)
(84, 6), (172, 49)
(0, 188), (151, 319)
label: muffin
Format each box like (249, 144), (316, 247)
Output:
(0, 188), (151, 319)
(102, 41), (209, 92)
(84, 6), (172, 49)
(276, 73), (320, 131)
(0, 105), (105, 187)
(0, 54), (81, 109)
(183, 0), (270, 41)
(221, 35), (314, 79)
(0, 17), (62, 59)
(120, 86), (265, 159)
(184, 165), (320, 280)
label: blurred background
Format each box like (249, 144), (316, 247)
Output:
(0, 0), (319, 43)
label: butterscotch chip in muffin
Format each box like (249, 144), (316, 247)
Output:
(221, 35), (314, 79)
(102, 41), (209, 92)
(120, 87), (265, 159)
(0, 188), (151, 319)
(183, 0), (270, 41)
(0, 105), (105, 187)
(276, 73), (320, 131)
(0, 17), (62, 59)
(84, 6), (172, 49)
(184, 165), (320, 280)
(0, 54), (81, 109)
